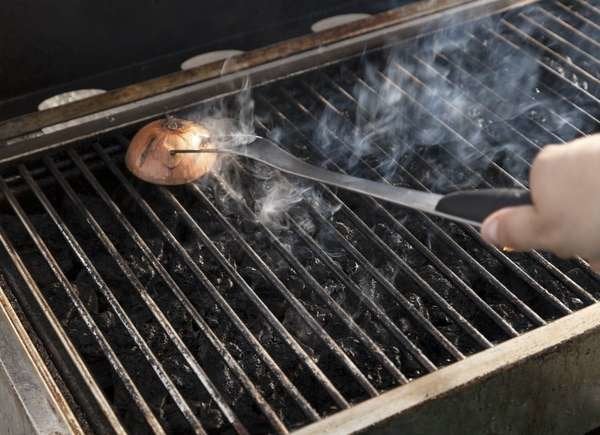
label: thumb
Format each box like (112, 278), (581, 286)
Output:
(480, 206), (544, 251)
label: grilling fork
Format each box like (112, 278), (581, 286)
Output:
(172, 136), (531, 227)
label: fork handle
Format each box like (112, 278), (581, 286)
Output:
(435, 188), (532, 223)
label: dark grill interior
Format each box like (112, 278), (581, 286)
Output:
(0, 1), (599, 433)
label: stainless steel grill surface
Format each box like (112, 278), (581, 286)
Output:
(0, 0), (599, 433)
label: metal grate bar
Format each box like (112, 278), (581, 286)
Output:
(3, 144), (121, 190)
(42, 156), (209, 434)
(284, 209), (439, 370)
(282, 77), (552, 325)
(372, 67), (594, 312)
(272, 87), (493, 352)
(257, 90), (525, 341)
(255, 89), (543, 331)
(158, 185), (381, 397)
(0, 177), (133, 435)
(93, 142), (351, 413)
(409, 53), (564, 150)
(66, 149), (266, 434)
(498, 17), (600, 88)
(517, 12), (600, 67)
(529, 6), (600, 58)
(553, 1), (600, 33)
(450, 29), (600, 297)
(433, 46), (578, 143)
(484, 26), (600, 105)
(281, 84), (561, 325)
(312, 73), (533, 333)
(381, 55), (597, 305)
(313, 70), (554, 321)
(189, 178), (409, 383)
(475, 27), (600, 124)
(17, 165), (179, 433)
(306, 179), (518, 339)
(570, 0), (600, 18)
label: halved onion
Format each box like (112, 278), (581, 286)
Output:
(125, 117), (217, 185)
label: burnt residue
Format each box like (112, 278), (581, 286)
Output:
(137, 135), (158, 168)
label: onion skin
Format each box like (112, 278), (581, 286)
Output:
(125, 117), (217, 185)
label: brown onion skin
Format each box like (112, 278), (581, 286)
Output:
(125, 117), (217, 185)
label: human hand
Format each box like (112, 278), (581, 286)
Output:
(480, 134), (600, 270)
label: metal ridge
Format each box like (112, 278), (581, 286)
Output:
(0, 285), (82, 434)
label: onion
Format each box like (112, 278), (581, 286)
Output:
(125, 116), (217, 185)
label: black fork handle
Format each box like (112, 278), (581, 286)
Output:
(435, 188), (532, 223)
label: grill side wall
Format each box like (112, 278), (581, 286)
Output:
(0, 290), (78, 435)
(366, 332), (600, 435)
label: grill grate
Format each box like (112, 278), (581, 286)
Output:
(0, 1), (599, 433)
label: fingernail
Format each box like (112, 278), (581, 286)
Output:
(481, 218), (499, 245)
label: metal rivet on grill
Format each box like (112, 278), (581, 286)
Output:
(311, 13), (371, 32)
(180, 50), (245, 71)
(38, 89), (108, 134)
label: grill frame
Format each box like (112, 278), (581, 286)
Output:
(296, 303), (600, 434)
(0, 0), (599, 433)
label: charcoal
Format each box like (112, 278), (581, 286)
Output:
(407, 293), (430, 320)
(46, 282), (75, 323)
(338, 336), (361, 361)
(428, 305), (452, 327)
(0, 213), (66, 250)
(305, 256), (333, 284)
(194, 401), (225, 430)
(163, 298), (193, 336)
(142, 322), (171, 356)
(88, 358), (113, 390)
(293, 208), (317, 236)
(341, 258), (361, 277)
(159, 397), (191, 433)
(379, 227), (428, 269)
(181, 238), (226, 274)
(112, 380), (150, 435)
(333, 220), (356, 243)
(79, 253), (140, 309)
(73, 271), (99, 312)
(419, 265), (453, 300)
(282, 307), (321, 350)
(21, 248), (74, 287)
(323, 280), (346, 305)
(96, 310), (116, 330)
(121, 184), (181, 238)
(377, 261), (398, 281)
(123, 251), (156, 287)
(0, 214), (31, 247)
(62, 195), (123, 240)
(65, 315), (105, 360)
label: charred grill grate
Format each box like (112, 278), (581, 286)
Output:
(0, 1), (599, 433)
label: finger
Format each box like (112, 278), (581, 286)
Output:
(481, 206), (545, 251)
(587, 259), (600, 273)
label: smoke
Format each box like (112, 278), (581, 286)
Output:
(255, 177), (310, 227)
(182, 79), (342, 230)
(304, 11), (595, 195)
(181, 8), (596, 228)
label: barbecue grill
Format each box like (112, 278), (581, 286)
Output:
(0, 0), (599, 433)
